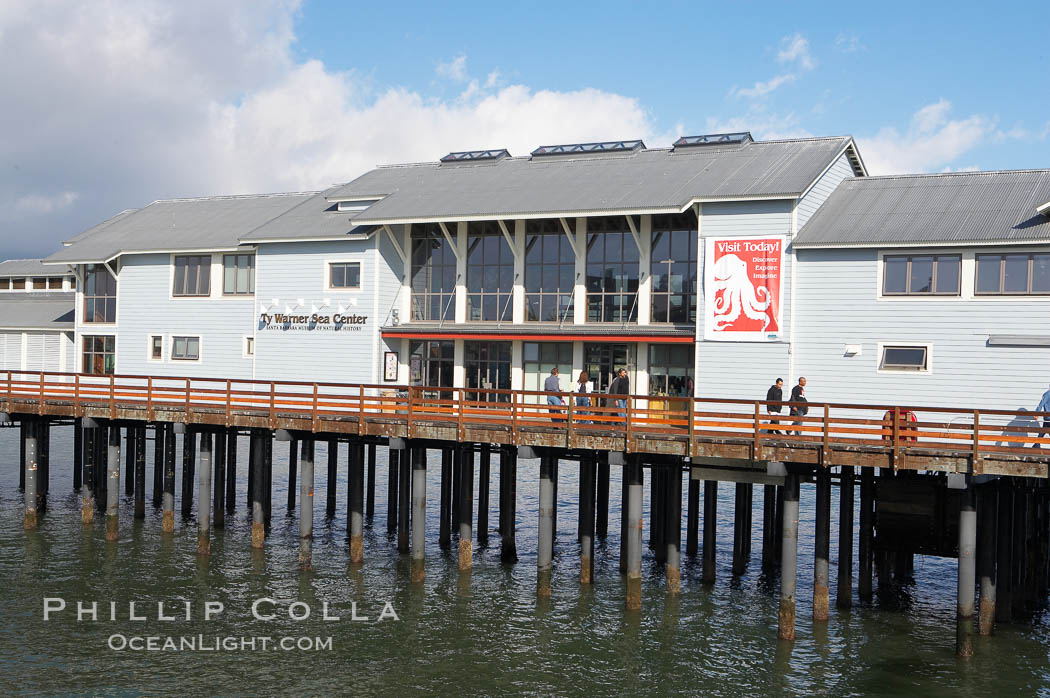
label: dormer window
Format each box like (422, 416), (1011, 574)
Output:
(335, 199), (380, 213)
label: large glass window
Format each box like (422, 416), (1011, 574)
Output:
(882, 255), (960, 295)
(464, 341), (512, 401)
(651, 211), (698, 323)
(82, 335), (115, 375)
(467, 221), (513, 322)
(586, 217), (639, 322)
(583, 343), (636, 393)
(525, 220), (575, 322)
(976, 253), (1050, 295)
(83, 265), (116, 323)
(648, 345), (695, 397)
(408, 340), (454, 392)
(173, 255), (211, 297)
(223, 254), (255, 295)
(411, 224), (456, 321)
(523, 342), (573, 400)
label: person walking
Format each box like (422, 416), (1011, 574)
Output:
(575, 371), (593, 423)
(609, 368), (630, 422)
(1036, 385), (1050, 448)
(789, 377), (808, 436)
(765, 377), (784, 434)
(544, 367), (564, 422)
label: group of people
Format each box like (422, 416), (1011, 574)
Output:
(545, 367), (631, 421)
(764, 377), (808, 435)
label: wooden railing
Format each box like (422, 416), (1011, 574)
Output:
(3, 370), (1050, 461)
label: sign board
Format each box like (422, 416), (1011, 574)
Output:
(703, 235), (785, 342)
(383, 351), (399, 382)
(258, 312), (367, 332)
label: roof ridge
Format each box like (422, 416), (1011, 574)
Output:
(149, 190), (320, 204)
(847, 169), (1050, 182)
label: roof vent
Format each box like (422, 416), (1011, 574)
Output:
(531, 140), (645, 157)
(440, 149), (511, 163)
(672, 132), (753, 150)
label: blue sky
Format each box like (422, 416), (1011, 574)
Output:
(1, 0), (1047, 259)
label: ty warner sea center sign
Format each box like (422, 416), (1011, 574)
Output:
(259, 310), (368, 331)
(703, 235), (785, 342)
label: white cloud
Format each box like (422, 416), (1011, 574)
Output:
(858, 100), (996, 174)
(834, 32), (864, 53)
(14, 192), (80, 213)
(703, 108), (812, 141)
(435, 54), (468, 82)
(777, 34), (815, 70)
(729, 74), (796, 99)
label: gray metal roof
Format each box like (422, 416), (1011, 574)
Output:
(240, 187), (377, 242)
(795, 170), (1050, 248)
(0, 259), (69, 277)
(0, 293), (74, 330)
(333, 137), (858, 224)
(45, 192), (317, 264)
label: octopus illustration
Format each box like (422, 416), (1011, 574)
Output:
(711, 253), (775, 331)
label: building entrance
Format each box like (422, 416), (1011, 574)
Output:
(583, 343), (636, 394)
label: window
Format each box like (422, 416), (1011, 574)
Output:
(12, 278), (25, 290)
(882, 255), (960, 295)
(84, 265), (116, 323)
(32, 277), (47, 290)
(222, 254), (255, 295)
(466, 221), (513, 322)
(244, 336), (255, 357)
(408, 340), (454, 394)
(583, 342), (636, 393)
(329, 262), (361, 289)
(586, 217), (639, 322)
(171, 336), (200, 361)
(651, 211), (698, 323)
(173, 255), (211, 296)
(69, 277), (76, 290)
(83, 335), (115, 375)
(149, 335), (163, 360)
(879, 345), (929, 372)
(464, 341), (512, 401)
(0, 279), (9, 290)
(523, 342), (573, 399)
(411, 223), (456, 321)
(48, 277), (64, 290)
(648, 345), (695, 396)
(976, 253), (1050, 295)
(525, 220), (575, 322)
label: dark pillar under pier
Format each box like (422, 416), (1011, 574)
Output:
(653, 467), (666, 564)
(263, 433), (272, 524)
(619, 464), (629, 574)
(686, 473), (700, 557)
(665, 466), (682, 594)
(287, 438), (298, 512)
(596, 453), (610, 538)
(366, 443), (376, 521)
(82, 426), (96, 524)
(500, 446), (518, 563)
(39, 420), (50, 504)
(181, 428), (195, 518)
(451, 445), (461, 534)
(73, 418), (83, 492)
(859, 468), (874, 601)
(836, 467), (855, 610)
(250, 430), (265, 548)
(397, 447), (410, 554)
(327, 438), (338, 519)
(814, 469), (831, 622)
(162, 424), (176, 534)
(732, 482), (748, 576)
(134, 426), (146, 520)
(995, 479), (1013, 623)
(152, 424), (163, 508)
(299, 438), (315, 569)
(348, 440), (365, 563)
(459, 444), (475, 571)
(386, 447), (398, 533)
(212, 430), (225, 528)
(478, 444), (490, 544)
(702, 480), (717, 584)
(19, 422), (25, 493)
(579, 455), (596, 584)
(778, 473), (800, 641)
(125, 426), (134, 497)
(957, 484), (977, 657)
(23, 420), (39, 530)
(762, 484), (776, 571)
(551, 457), (559, 541)
(977, 483), (997, 635)
(225, 429), (237, 514)
(439, 448), (452, 548)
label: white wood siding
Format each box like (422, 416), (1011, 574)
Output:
(797, 152), (854, 230)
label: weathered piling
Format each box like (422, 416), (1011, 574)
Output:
(397, 446), (410, 553)
(537, 454), (554, 597)
(650, 466), (665, 559)
(23, 420), (39, 530)
(778, 473), (800, 641)
(625, 458), (643, 611)
(500, 446), (518, 563)
(38, 421), (49, 504)
(451, 445), (461, 534)
(837, 467), (854, 610)
(459, 445), (475, 571)
(180, 428), (196, 518)
(348, 439), (365, 563)
(73, 418), (83, 492)
(250, 430), (265, 549)
(326, 438), (338, 519)
(995, 479), (1013, 623)
(287, 438), (298, 511)
(162, 424), (176, 533)
(81, 425), (96, 523)
(124, 427), (134, 497)
(263, 433), (273, 523)
(596, 453), (610, 538)
(702, 480), (717, 584)
(386, 447), (398, 533)
(212, 429), (225, 528)
(977, 483), (997, 635)
(579, 455), (595, 584)
(666, 466), (682, 594)
(774, 484), (784, 562)
(411, 444), (427, 582)
(814, 469), (831, 621)
(859, 468), (874, 600)
(743, 483), (753, 560)
(478, 444), (490, 544)
(762, 484), (776, 570)
(957, 484), (977, 657)
(152, 424), (163, 507)
(247, 435), (254, 511)
(299, 438), (314, 570)
(619, 466), (628, 574)
(94, 424), (108, 511)
(551, 457), (559, 541)
(732, 482), (748, 575)
(197, 433), (212, 555)
(19, 422), (25, 493)
(439, 447), (452, 548)
(134, 426), (146, 520)
(686, 473), (700, 557)
(106, 424), (120, 541)
(225, 429), (237, 514)
(366, 443), (376, 521)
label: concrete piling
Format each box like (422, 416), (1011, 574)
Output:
(625, 458), (643, 611)
(500, 446), (518, 563)
(411, 444), (427, 582)
(326, 438), (338, 519)
(837, 467), (854, 610)
(596, 454), (610, 538)
(778, 473), (800, 641)
(287, 438), (298, 511)
(579, 456), (596, 584)
(299, 438), (314, 570)
(250, 430), (265, 549)
(686, 472), (700, 557)
(439, 447), (452, 548)
(225, 429), (237, 514)
(478, 444), (490, 544)
(181, 428), (195, 518)
(397, 446), (410, 554)
(23, 420), (39, 530)
(459, 445), (474, 571)
(537, 454), (555, 597)
(957, 484), (977, 657)
(762, 484), (776, 571)
(19, 422), (26, 493)
(134, 426), (146, 520)
(81, 425), (95, 524)
(977, 483), (997, 635)
(859, 468), (874, 601)
(386, 447), (398, 533)
(197, 433), (212, 555)
(702, 480), (717, 584)
(995, 479), (1013, 623)
(366, 443), (376, 521)
(666, 466), (682, 594)
(212, 430), (225, 528)
(162, 424), (176, 533)
(814, 469), (831, 622)
(106, 424), (120, 541)
(619, 466), (628, 574)
(152, 424), (163, 508)
(348, 439), (365, 563)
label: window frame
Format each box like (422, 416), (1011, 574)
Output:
(877, 343), (933, 374)
(410, 223), (457, 321)
(974, 253), (1050, 296)
(83, 265), (117, 324)
(170, 335), (202, 362)
(148, 334), (164, 362)
(650, 211), (699, 324)
(172, 255), (212, 297)
(222, 253), (256, 296)
(466, 221), (514, 322)
(881, 254), (961, 296)
(243, 335), (255, 358)
(82, 334), (116, 375)
(585, 216), (640, 323)
(524, 220), (576, 322)
(327, 261), (362, 291)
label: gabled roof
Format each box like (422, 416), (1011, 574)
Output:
(0, 293), (74, 330)
(0, 259), (69, 277)
(332, 136), (861, 224)
(44, 192), (316, 264)
(240, 186), (377, 243)
(794, 170), (1050, 248)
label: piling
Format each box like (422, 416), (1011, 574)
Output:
(537, 455), (554, 597)
(212, 429), (225, 528)
(837, 467), (854, 610)
(619, 466), (628, 574)
(386, 447), (398, 533)
(124, 427), (134, 497)
(410, 444), (427, 582)
(814, 469), (831, 621)
(686, 473), (700, 557)
(348, 439), (365, 563)
(625, 457), (643, 611)
(500, 446), (518, 563)
(94, 425), (108, 511)
(73, 418), (83, 492)
(299, 438), (314, 570)
(551, 457), (559, 541)
(197, 433), (212, 555)
(439, 448), (452, 548)
(596, 453), (610, 538)
(247, 436), (254, 511)
(262, 433), (272, 524)
(579, 455), (595, 584)
(181, 428), (195, 518)
(287, 438), (298, 511)
(326, 438), (338, 519)
(650, 466), (664, 557)
(250, 430), (265, 549)
(451, 445), (461, 533)
(666, 465), (682, 594)
(397, 446), (410, 553)
(732, 482), (748, 575)
(478, 444), (490, 544)
(152, 424), (163, 507)
(762, 484), (776, 571)
(23, 420), (39, 530)
(702, 480), (717, 584)
(774, 484), (784, 562)
(459, 445), (475, 571)
(106, 424), (120, 541)
(225, 429), (237, 514)
(995, 479), (1013, 623)
(977, 483), (997, 635)
(859, 468), (874, 601)
(957, 484), (977, 657)
(366, 443), (376, 521)
(82, 425), (95, 524)
(778, 473), (800, 641)
(134, 426), (146, 520)
(162, 424), (176, 533)
(19, 422), (25, 493)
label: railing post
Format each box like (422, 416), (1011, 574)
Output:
(73, 373), (80, 415)
(6, 369), (11, 405)
(972, 410), (981, 474)
(312, 383), (319, 433)
(357, 384), (364, 435)
(753, 401), (761, 460)
(38, 372), (45, 414)
(406, 386), (414, 437)
(184, 377), (191, 424)
(510, 392), (518, 443)
(823, 404), (831, 466)
(625, 394), (633, 452)
(892, 407), (901, 472)
(457, 388), (465, 441)
(567, 392), (575, 448)
(688, 398), (696, 458)
(225, 379), (231, 427)
(147, 376), (154, 421)
(110, 374), (116, 420)
(268, 382), (276, 430)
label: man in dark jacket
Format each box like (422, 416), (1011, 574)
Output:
(789, 377), (808, 436)
(765, 378), (784, 433)
(609, 368), (630, 420)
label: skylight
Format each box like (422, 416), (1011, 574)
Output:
(672, 132), (753, 150)
(531, 140), (645, 157)
(440, 149), (511, 163)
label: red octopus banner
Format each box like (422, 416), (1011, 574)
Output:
(703, 235), (785, 341)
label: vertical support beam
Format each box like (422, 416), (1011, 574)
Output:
(134, 426), (146, 520)
(762, 484), (776, 571)
(19, 421), (25, 493)
(287, 438), (298, 511)
(666, 465), (682, 594)
(162, 424), (175, 533)
(551, 457), (559, 541)
(247, 433), (254, 511)
(732, 482), (748, 575)
(299, 438), (315, 569)
(995, 479), (1013, 622)
(451, 445), (461, 534)
(263, 433), (272, 524)
(836, 467), (855, 610)
(366, 443), (376, 521)
(124, 426), (134, 497)
(859, 468), (875, 601)
(386, 447), (398, 532)
(958, 483), (977, 657)
(348, 439), (365, 563)
(94, 425), (107, 511)
(439, 448), (452, 548)
(500, 446), (518, 563)
(225, 429), (237, 514)
(537, 455), (554, 597)
(625, 457), (644, 611)
(250, 430), (265, 549)
(702, 480), (717, 584)
(73, 419), (83, 491)
(743, 483), (753, 560)
(23, 420), (39, 530)
(579, 455), (596, 584)
(653, 467), (666, 563)
(459, 444), (474, 571)
(326, 438), (338, 519)
(411, 444), (427, 582)
(212, 429), (225, 528)
(106, 424), (120, 541)
(596, 453), (610, 538)
(977, 483), (997, 635)
(152, 424), (163, 508)
(686, 472), (700, 557)
(397, 446), (410, 554)
(82, 425), (95, 524)
(778, 473), (801, 641)
(478, 444), (490, 544)
(197, 432), (212, 555)
(181, 428), (195, 518)
(619, 464), (629, 574)
(814, 469), (831, 622)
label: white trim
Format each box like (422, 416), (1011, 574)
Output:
(788, 199), (798, 382)
(876, 249), (970, 302)
(372, 246), (380, 385)
(243, 234), (374, 244)
(0, 326), (70, 332)
(797, 142), (854, 202)
(324, 259), (363, 293)
(797, 238), (1050, 250)
(1037, 200), (1050, 215)
(876, 342), (933, 375)
(146, 333), (165, 363)
(325, 194), (388, 204)
(170, 334), (203, 363)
